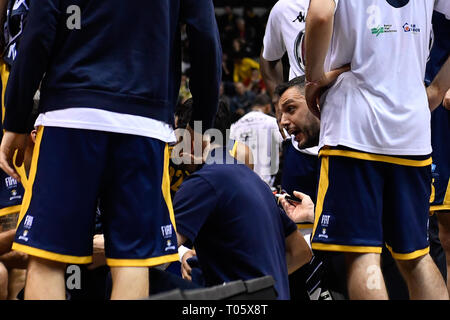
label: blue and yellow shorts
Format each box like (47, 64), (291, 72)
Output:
(429, 106), (450, 214)
(13, 126), (179, 267)
(312, 147), (432, 260)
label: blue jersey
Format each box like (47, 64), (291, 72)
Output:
(281, 140), (319, 204)
(173, 148), (297, 300)
(4, 0), (222, 133)
(2, 0), (30, 67)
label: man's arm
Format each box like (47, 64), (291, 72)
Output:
(304, 0), (336, 82)
(0, 0), (8, 36)
(304, 0), (336, 117)
(444, 89), (450, 110)
(4, 0), (60, 133)
(285, 230), (312, 275)
(427, 56), (450, 111)
(0, 0), (60, 180)
(0, 229), (15, 255)
(259, 47), (284, 98)
(176, 232), (187, 248)
(182, 0), (222, 133)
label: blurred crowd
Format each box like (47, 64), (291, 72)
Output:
(180, 6), (272, 122)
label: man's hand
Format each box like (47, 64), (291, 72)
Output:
(178, 125), (211, 173)
(88, 234), (106, 270)
(0, 132), (28, 182)
(305, 65), (350, 119)
(279, 191), (315, 223)
(180, 249), (196, 281)
(443, 89), (450, 110)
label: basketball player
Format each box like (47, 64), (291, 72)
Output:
(305, 0), (450, 299)
(0, 0), (222, 300)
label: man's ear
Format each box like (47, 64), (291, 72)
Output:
(30, 130), (37, 144)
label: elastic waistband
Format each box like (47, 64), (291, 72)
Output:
(319, 147), (432, 167)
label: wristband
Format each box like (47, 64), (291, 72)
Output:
(178, 245), (191, 262)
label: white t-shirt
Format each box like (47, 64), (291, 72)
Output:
(262, 0), (310, 80)
(320, 0), (450, 156)
(230, 111), (283, 186)
(263, 0), (319, 156)
(35, 108), (176, 143)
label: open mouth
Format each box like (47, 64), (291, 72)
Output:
(289, 129), (303, 142)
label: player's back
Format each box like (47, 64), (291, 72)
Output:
(189, 148), (293, 299)
(6, 0), (221, 132)
(43, 0), (181, 110)
(321, 0), (449, 156)
(230, 111), (282, 185)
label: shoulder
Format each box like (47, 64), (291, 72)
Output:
(270, 0), (290, 15)
(270, 0), (309, 17)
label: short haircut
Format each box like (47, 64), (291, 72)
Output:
(176, 98), (232, 145)
(175, 99), (193, 129)
(252, 93), (271, 108)
(274, 75), (306, 98)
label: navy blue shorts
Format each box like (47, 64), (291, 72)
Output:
(0, 60), (24, 218)
(13, 126), (179, 267)
(312, 147), (432, 260)
(430, 106), (450, 213)
(0, 169), (24, 218)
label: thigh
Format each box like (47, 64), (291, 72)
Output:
(13, 126), (107, 264)
(311, 155), (384, 254)
(100, 135), (178, 267)
(383, 163), (431, 260)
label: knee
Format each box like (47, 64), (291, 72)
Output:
(437, 212), (450, 251)
(395, 253), (428, 274)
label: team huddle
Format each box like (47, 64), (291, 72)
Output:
(0, 0), (449, 301)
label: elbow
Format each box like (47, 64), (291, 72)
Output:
(286, 244), (313, 274)
(307, 12), (333, 28)
(306, 0), (335, 27)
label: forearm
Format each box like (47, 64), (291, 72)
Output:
(259, 49), (283, 98)
(176, 232), (187, 248)
(0, 251), (27, 269)
(428, 56), (450, 111)
(285, 231), (313, 275)
(0, 229), (16, 255)
(305, 0), (336, 82)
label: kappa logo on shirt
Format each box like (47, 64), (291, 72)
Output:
(292, 11), (306, 24)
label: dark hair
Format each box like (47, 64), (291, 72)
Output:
(274, 75), (306, 98)
(175, 99), (193, 129)
(252, 93), (271, 108)
(175, 98), (231, 145)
